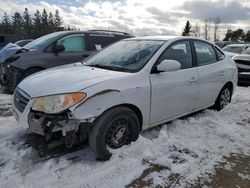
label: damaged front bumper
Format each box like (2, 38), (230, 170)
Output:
(28, 111), (80, 136)
(28, 111), (87, 147)
(0, 63), (21, 92)
(12, 95), (93, 148)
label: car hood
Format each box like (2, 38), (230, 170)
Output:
(18, 63), (130, 98)
(233, 54), (250, 62)
(223, 51), (238, 58)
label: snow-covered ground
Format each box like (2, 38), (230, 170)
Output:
(0, 87), (250, 188)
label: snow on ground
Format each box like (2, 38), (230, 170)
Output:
(0, 87), (250, 188)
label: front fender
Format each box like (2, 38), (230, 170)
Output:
(70, 87), (150, 130)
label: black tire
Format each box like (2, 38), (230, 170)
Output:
(213, 85), (232, 111)
(18, 68), (44, 84)
(89, 106), (140, 161)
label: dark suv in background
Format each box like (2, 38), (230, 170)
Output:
(0, 34), (23, 50)
(0, 30), (133, 92)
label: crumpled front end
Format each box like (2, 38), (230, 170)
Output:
(12, 87), (90, 148)
(0, 61), (21, 92)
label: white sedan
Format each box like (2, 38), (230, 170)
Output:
(12, 36), (238, 160)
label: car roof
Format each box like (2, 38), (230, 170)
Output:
(50, 30), (132, 37)
(225, 44), (249, 47)
(124, 35), (209, 41)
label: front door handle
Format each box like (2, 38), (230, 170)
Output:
(189, 77), (197, 83)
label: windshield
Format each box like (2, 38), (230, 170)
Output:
(223, 46), (243, 53)
(24, 32), (62, 50)
(241, 47), (250, 55)
(85, 40), (164, 72)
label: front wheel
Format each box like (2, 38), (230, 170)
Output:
(213, 85), (232, 111)
(89, 107), (140, 161)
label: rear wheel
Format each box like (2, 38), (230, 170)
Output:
(213, 85), (232, 111)
(89, 107), (140, 161)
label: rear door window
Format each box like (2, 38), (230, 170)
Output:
(57, 35), (86, 52)
(194, 41), (218, 66)
(87, 34), (115, 51)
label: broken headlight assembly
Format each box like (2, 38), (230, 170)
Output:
(32, 92), (87, 114)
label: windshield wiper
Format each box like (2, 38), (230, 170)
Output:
(87, 64), (119, 71)
(87, 64), (134, 73)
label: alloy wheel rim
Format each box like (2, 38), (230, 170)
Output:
(105, 119), (130, 149)
(220, 88), (231, 109)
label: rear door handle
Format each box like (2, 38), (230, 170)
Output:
(189, 77), (198, 83)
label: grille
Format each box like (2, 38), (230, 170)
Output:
(14, 88), (30, 113)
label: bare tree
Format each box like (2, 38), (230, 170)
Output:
(204, 19), (210, 40)
(192, 23), (201, 37)
(213, 17), (221, 42)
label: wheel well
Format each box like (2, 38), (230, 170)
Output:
(24, 67), (45, 73)
(101, 104), (143, 130)
(19, 67), (45, 80)
(224, 81), (234, 93)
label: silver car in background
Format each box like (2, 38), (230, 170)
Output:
(12, 36), (238, 160)
(223, 43), (250, 58)
(233, 48), (250, 84)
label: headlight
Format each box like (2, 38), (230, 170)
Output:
(32, 92), (87, 114)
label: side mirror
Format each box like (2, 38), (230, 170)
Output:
(54, 44), (65, 53)
(157, 60), (181, 72)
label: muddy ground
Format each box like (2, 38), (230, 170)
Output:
(126, 154), (250, 188)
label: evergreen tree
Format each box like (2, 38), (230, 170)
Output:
(223, 29), (232, 41)
(48, 12), (54, 32)
(182, 20), (192, 36)
(245, 31), (250, 42)
(12, 12), (23, 34)
(0, 8), (72, 37)
(41, 9), (48, 35)
(232, 28), (245, 41)
(54, 10), (63, 31)
(23, 8), (32, 37)
(0, 12), (12, 34)
(33, 10), (42, 37)
(224, 28), (245, 41)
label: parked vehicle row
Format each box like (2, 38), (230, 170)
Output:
(12, 36), (237, 160)
(222, 43), (250, 57)
(232, 48), (250, 84)
(15, 39), (33, 47)
(0, 34), (24, 50)
(221, 44), (250, 84)
(0, 30), (132, 92)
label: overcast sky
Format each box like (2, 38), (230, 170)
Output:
(1, 0), (250, 39)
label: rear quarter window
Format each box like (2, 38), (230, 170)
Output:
(87, 35), (115, 51)
(215, 47), (225, 60)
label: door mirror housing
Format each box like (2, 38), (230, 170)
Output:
(157, 60), (181, 72)
(54, 44), (65, 53)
